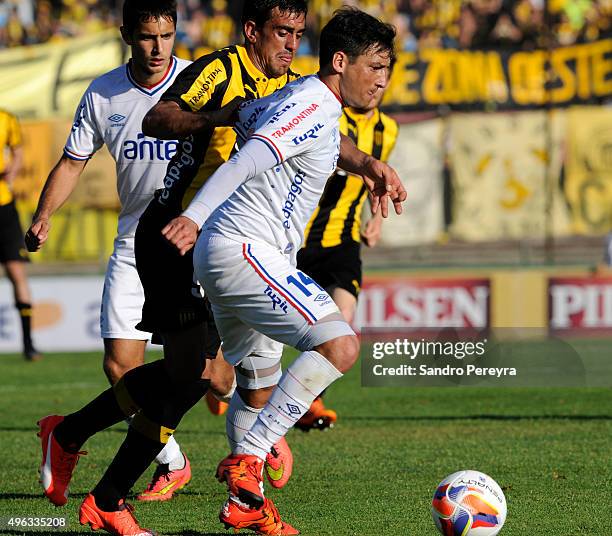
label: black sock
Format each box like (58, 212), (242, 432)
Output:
(53, 360), (169, 452)
(91, 379), (209, 509)
(54, 388), (126, 452)
(92, 426), (164, 511)
(16, 302), (34, 351)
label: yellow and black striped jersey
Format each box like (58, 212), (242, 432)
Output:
(0, 109), (22, 206)
(158, 44), (299, 209)
(303, 107), (398, 248)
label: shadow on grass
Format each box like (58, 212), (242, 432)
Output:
(344, 414), (612, 421)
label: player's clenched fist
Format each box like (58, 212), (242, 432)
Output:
(162, 216), (199, 256)
(25, 219), (50, 252)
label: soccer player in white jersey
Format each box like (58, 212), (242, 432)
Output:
(25, 0), (195, 502)
(163, 9), (406, 533)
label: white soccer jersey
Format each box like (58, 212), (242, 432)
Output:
(204, 75), (342, 260)
(64, 57), (190, 256)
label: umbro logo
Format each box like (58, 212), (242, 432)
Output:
(286, 404), (301, 416)
(108, 114), (126, 123)
(314, 293), (328, 302)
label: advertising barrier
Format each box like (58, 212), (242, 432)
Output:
(355, 276), (490, 330)
(0, 271), (609, 352)
(0, 276), (104, 352)
(549, 276), (612, 334)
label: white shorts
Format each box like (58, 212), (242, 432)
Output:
(100, 252), (148, 340)
(194, 233), (354, 367)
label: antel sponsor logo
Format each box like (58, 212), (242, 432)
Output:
(354, 277), (490, 329)
(549, 277), (612, 332)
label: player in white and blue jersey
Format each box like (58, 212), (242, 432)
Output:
(163, 8), (406, 532)
(26, 0), (194, 508)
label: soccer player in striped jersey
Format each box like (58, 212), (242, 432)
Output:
(295, 80), (399, 431)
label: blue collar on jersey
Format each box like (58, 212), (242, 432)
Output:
(126, 57), (177, 96)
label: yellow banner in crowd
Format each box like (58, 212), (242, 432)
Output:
(449, 110), (570, 241)
(565, 107), (612, 234)
(0, 30), (127, 119)
(385, 39), (612, 110)
(2, 32), (611, 119)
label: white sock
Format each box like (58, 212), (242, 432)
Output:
(155, 434), (182, 466)
(226, 391), (262, 452)
(237, 350), (342, 459)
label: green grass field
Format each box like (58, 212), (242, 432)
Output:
(0, 350), (610, 536)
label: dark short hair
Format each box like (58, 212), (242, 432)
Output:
(241, 0), (308, 28)
(319, 8), (396, 68)
(123, 0), (177, 35)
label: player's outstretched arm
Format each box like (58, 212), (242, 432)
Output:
(142, 97), (244, 140)
(337, 134), (406, 217)
(25, 156), (86, 252)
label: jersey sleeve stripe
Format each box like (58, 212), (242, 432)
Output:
(63, 147), (92, 161)
(250, 134), (283, 165)
(243, 243), (317, 324)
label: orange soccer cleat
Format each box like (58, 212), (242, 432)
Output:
(137, 454), (191, 502)
(265, 437), (293, 489)
(216, 453), (265, 509)
(220, 497), (299, 535)
(79, 493), (155, 536)
(204, 390), (229, 416)
(37, 415), (86, 506)
(294, 397), (337, 432)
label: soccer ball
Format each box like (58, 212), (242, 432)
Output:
(431, 470), (507, 535)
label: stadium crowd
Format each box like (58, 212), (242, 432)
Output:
(1, 0), (610, 51)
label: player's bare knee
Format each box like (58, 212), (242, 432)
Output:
(103, 339), (145, 384)
(103, 356), (132, 385)
(237, 385), (275, 409)
(315, 334), (359, 373)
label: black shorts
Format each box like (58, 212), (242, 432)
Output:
(296, 241), (362, 299)
(0, 201), (28, 263)
(135, 193), (220, 354)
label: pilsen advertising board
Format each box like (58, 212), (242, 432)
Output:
(354, 277), (490, 330)
(549, 276), (612, 335)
